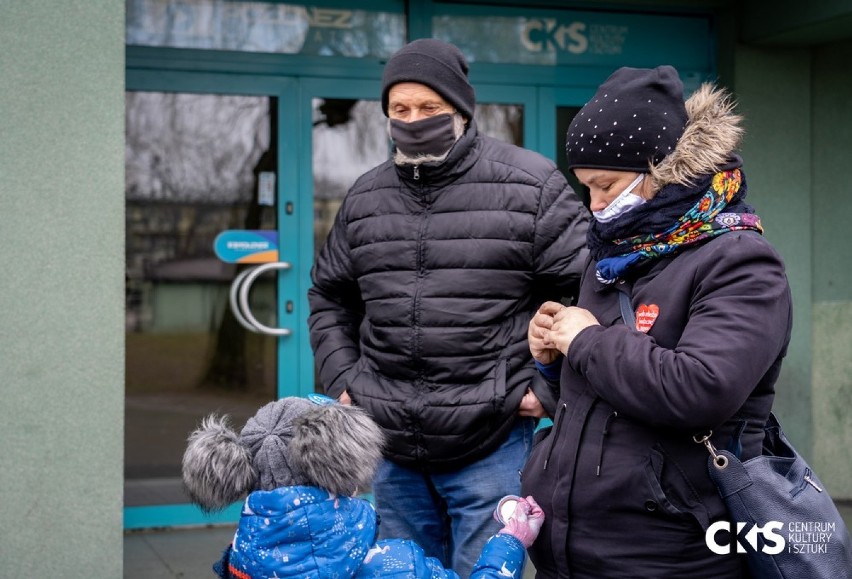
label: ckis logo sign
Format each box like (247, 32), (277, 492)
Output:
(705, 521), (786, 555)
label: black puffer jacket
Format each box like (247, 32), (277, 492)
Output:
(308, 121), (589, 470)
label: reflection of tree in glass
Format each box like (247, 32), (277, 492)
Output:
(126, 92), (269, 203)
(200, 97), (278, 392)
(125, 92), (276, 392)
(476, 104), (524, 146)
(126, 0), (406, 58)
(312, 98), (390, 258)
(312, 99), (388, 200)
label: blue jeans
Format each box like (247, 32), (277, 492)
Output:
(372, 418), (534, 579)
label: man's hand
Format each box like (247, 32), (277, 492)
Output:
(518, 388), (547, 418)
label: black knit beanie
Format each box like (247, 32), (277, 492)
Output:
(566, 65), (688, 172)
(381, 38), (475, 119)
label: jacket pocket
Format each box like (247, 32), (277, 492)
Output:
(533, 424), (553, 446)
(642, 444), (710, 531)
(493, 357), (508, 411)
(339, 357), (369, 403)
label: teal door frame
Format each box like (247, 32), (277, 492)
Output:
(295, 77), (383, 395)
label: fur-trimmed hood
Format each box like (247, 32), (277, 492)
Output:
(649, 83), (744, 190)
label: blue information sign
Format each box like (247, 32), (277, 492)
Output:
(213, 230), (279, 264)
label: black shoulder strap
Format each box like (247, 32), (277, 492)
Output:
(618, 290), (635, 328)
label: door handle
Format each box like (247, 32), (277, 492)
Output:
(229, 266), (264, 334)
(231, 262), (293, 336)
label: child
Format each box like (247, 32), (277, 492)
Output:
(182, 395), (544, 578)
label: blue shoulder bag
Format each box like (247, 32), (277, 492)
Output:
(695, 416), (852, 578)
(619, 290), (852, 578)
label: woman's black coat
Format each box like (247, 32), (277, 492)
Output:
(521, 230), (793, 578)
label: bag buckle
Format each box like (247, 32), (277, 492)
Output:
(693, 431), (729, 469)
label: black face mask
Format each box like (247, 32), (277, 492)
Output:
(389, 114), (457, 157)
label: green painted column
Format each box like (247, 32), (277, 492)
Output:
(0, 1), (125, 575)
(735, 41), (852, 500)
(734, 46), (815, 459)
(811, 39), (852, 499)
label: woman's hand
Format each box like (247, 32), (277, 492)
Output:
(544, 306), (600, 356)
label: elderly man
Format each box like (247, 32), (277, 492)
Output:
(308, 38), (588, 577)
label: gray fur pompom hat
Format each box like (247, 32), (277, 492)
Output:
(182, 396), (385, 512)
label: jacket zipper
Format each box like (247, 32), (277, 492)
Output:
(595, 411), (618, 476)
(792, 468), (824, 496)
(410, 175), (428, 365)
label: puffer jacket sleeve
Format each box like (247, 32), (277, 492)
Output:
(470, 534), (529, 579)
(533, 168), (589, 300)
(356, 535), (527, 579)
(307, 196), (365, 399)
(529, 169), (590, 415)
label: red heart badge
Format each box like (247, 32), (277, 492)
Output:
(635, 304), (659, 333)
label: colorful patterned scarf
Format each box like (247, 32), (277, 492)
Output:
(592, 168), (763, 283)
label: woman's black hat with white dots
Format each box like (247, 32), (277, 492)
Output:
(566, 65), (688, 172)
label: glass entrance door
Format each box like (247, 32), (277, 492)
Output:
(124, 74), (297, 528)
(123, 73), (394, 529)
(548, 87), (597, 207)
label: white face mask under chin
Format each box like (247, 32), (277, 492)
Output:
(592, 174), (646, 223)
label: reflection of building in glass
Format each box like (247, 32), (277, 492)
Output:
(125, 92), (275, 334)
(126, 0), (405, 58)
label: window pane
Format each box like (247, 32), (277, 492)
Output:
(556, 105), (589, 207)
(312, 98), (388, 256)
(475, 103), (524, 146)
(126, 0), (405, 58)
(125, 91), (278, 506)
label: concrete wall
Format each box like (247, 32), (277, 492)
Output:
(0, 2), (125, 575)
(811, 39), (852, 498)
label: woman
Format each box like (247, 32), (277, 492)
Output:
(521, 66), (793, 577)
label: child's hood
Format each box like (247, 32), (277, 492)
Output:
(228, 486), (378, 578)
